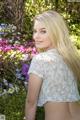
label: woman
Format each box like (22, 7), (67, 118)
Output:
(25, 10), (80, 120)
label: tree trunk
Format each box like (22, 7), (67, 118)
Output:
(4, 0), (25, 32)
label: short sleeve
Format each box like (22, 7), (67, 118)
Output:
(28, 55), (44, 78)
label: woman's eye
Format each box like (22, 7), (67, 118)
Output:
(33, 30), (46, 34)
(40, 30), (46, 33)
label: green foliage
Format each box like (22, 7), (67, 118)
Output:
(23, 0), (54, 39)
(0, 1), (4, 23)
(36, 107), (44, 120)
(75, 37), (80, 49)
(0, 87), (44, 120)
(23, 0), (80, 48)
(69, 23), (80, 49)
(0, 87), (26, 120)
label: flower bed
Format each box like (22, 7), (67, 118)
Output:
(0, 23), (37, 96)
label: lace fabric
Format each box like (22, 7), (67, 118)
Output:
(28, 49), (80, 106)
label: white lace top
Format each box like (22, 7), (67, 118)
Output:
(28, 49), (80, 106)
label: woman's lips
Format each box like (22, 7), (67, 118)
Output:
(35, 41), (42, 44)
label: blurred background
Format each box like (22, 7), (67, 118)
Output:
(0, 0), (80, 120)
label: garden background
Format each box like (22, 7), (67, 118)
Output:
(0, 0), (80, 120)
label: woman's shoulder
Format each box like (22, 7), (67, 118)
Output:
(31, 52), (47, 65)
(33, 50), (62, 63)
(33, 53), (50, 64)
(33, 52), (49, 60)
(33, 52), (44, 58)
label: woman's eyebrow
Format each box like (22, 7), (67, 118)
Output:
(40, 28), (46, 29)
(33, 27), (46, 30)
(40, 28), (46, 30)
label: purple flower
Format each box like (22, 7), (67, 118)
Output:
(17, 45), (26, 53)
(3, 45), (12, 52)
(25, 74), (29, 81)
(21, 63), (30, 81)
(21, 63), (29, 76)
(0, 39), (8, 46)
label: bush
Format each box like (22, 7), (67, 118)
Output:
(0, 88), (44, 120)
(0, 23), (38, 97)
(0, 86), (26, 120)
(0, 23), (44, 120)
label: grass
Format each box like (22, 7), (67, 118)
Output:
(0, 86), (44, 120)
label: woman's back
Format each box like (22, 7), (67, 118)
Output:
(30, 49), (80, 106)
(44, 102), (80, 120)
(69, 102), (80, 120)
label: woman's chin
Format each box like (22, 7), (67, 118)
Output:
(36, 45), (43, 49)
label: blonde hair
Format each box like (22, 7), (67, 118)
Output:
(34, 10), (80, 82)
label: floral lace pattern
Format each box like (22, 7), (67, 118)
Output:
(28, 49), (80, 106)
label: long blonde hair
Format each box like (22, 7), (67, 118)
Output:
(34, 10), (80, 81)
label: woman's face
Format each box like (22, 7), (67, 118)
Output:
(33, 20), (54, 50)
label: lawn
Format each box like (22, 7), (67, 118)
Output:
(0, 86), (44, 120)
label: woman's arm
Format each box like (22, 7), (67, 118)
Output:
(25, 73), (43, 120)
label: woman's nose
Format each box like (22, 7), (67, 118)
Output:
(33, 32), (40, 40)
